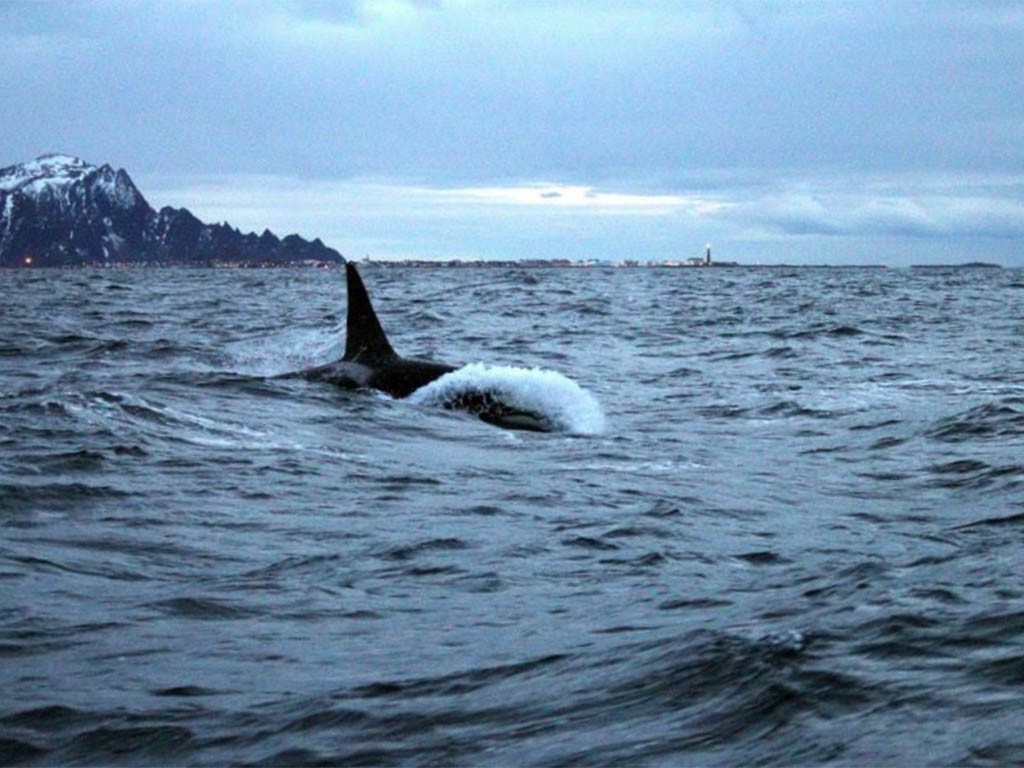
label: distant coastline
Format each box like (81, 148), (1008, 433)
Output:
(361, 258), (888, 269)
(3, 257), (1011, 270)
(6, 257), (746, 270)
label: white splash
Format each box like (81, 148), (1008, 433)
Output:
(227, 327), (342, 377)
(408, 363), (607, 435)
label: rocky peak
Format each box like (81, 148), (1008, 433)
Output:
(0, 154), (343, 267)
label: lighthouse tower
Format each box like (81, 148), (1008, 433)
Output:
(705, 244), (712, 266)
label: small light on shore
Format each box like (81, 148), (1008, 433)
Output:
(24, 255), (33, 267)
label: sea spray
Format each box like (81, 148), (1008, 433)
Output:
(227, 326), (343, 378)
(409, 362), (606, 435)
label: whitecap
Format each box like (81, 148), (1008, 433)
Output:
(408, 363), (606, 435)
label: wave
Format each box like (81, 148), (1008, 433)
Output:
(408, 363), (606, 435)
(226, 326), (343, 378)
(926, 399), (1024, 443)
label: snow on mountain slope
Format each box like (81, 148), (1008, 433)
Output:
(0, 154), (94, 193)
(0, 154), (343, 267)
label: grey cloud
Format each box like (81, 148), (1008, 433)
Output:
(2, 0), (1022, 262)
(5, 0), (1020, 182)
(717, 178), (1024, 241)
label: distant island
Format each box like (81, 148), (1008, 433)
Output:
(0, 154), (344, 267)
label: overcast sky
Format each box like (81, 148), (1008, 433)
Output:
(3, 0), (1022, 264)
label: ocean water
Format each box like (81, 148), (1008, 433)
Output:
(2, 264), (1024, 766)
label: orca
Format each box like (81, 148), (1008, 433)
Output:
(299, 263), (552, 431)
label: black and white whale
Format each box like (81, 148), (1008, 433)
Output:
(298, 263), (557, 432)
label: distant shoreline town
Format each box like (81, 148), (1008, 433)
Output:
(3, 258), (1007, 270)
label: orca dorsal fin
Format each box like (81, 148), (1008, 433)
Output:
(344, 262), (397, 363)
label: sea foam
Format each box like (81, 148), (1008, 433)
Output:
(408, 362), (606, 435)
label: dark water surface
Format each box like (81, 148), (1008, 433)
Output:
(3, 265), (1024, 766)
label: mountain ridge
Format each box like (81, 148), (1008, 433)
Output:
(0, 154), (344, 267)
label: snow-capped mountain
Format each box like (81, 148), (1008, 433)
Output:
(0, 154), (344, 267)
